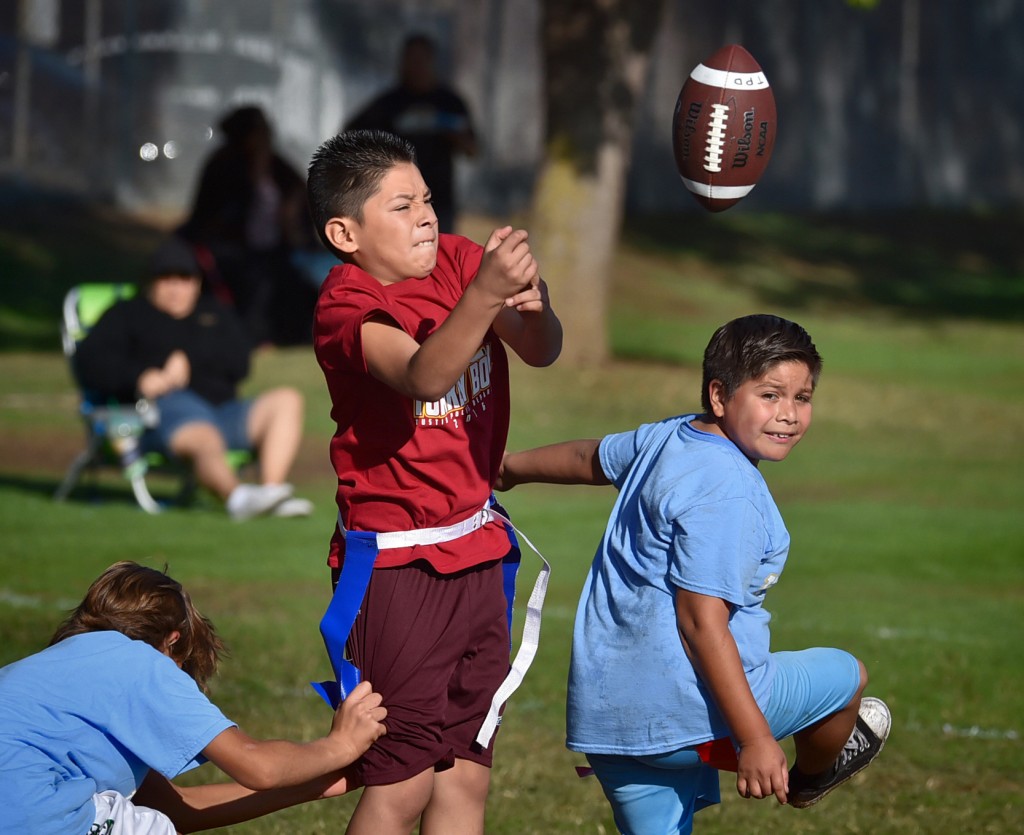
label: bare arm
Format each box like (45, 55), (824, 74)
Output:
(362, 279), (502, 401)
(201, 681), (384, 792)
(131, 680), (383, 832)
(362, 227), (541, 401)
(492, 277), (562, 368)
(496, 440), (609, 491)
(133, 767), (359, 834)
(674, 588), (789, 804)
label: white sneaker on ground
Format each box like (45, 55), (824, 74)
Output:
(226, 483), (293, 521)
(272, 497), (314, 518)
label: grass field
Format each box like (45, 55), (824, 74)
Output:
(1, 202), (1023, 833)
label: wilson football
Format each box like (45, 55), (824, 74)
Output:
(672, 44), (777, 212)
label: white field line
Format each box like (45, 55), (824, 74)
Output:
(939, 723), (1019, 740)
(898, 719), (1020, 741)
(0, 588), (78, 611)
(871, 625), (991, 645)
(785, 621), (993, 646)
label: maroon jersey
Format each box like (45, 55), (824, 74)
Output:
(314, 234), (511, 573)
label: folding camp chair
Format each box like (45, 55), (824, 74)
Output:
(53, 283), (251, 513)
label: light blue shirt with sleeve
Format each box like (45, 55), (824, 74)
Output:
(0, 630), (236, 835)
(566, 414), (790, 755)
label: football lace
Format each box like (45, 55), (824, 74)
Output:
(703, 103), (729, 173)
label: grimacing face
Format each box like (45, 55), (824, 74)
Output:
(341, 162), (439, 285)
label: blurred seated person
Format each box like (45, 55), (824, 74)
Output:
(180, 105), (320, 346)
(344, 33), (478, 233)
(74, 236), (313, 520)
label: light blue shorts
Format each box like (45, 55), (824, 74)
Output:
(143, 389), (252, 455)
(763, 648), (861, 741)
(586, 647), (860, 835)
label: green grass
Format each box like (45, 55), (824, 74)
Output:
(1, 205), (1023, 833)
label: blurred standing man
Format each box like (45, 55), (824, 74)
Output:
(344, 33), (478, 234)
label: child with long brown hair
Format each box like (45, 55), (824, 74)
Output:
(0, 561), (387, 834)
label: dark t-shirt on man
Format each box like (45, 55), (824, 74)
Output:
(75, 294), (251, 406)
(345, 86), (473, 229)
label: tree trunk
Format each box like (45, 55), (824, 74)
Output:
(531, 0), (665, 367)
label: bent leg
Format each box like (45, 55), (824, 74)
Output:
(246, 386), (303, 485)
(168, 421), (237, 500)
(762, 648), (866, 775)
(792, 658), (868, 774)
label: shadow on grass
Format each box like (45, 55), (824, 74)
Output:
(0, 472), (185, 512)
(0, 473), (65, 500)
(625, 208), (1024, 322)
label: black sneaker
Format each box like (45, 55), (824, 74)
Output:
(789, 696), (892, 808)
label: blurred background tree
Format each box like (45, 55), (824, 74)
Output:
(1, 0), (1022, 352)
(531, 0), (666, 366)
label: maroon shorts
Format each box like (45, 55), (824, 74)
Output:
(342, 558), (510, 786)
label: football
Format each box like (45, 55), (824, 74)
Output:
(672, 44), (777, 212)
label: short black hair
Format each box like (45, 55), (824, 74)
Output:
(307, 129), (417, 257)
(701, 314), (822, 412)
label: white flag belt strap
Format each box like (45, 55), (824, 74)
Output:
(474, 508), (551, 748)
(337, 505), (494, 549)
(336, 504), (550, 750)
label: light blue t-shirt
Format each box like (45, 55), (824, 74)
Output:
(566, 415), (790, 755)
(0, 631), (235, 835)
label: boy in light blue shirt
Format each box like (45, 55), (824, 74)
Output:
(498, 314), (891, 833)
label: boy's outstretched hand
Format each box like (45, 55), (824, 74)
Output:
(329, 680), (387, 765)
(477, 226), (539, 304)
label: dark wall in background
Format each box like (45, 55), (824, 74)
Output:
(1, 0), (1021, 217)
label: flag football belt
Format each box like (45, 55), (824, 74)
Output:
(311, 496), (550, 749)
(574, 736), (739, 779)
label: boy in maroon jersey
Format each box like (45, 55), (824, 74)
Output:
(307, 129), (562, 834)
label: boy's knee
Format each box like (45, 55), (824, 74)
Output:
(853, 657), (869, 697)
